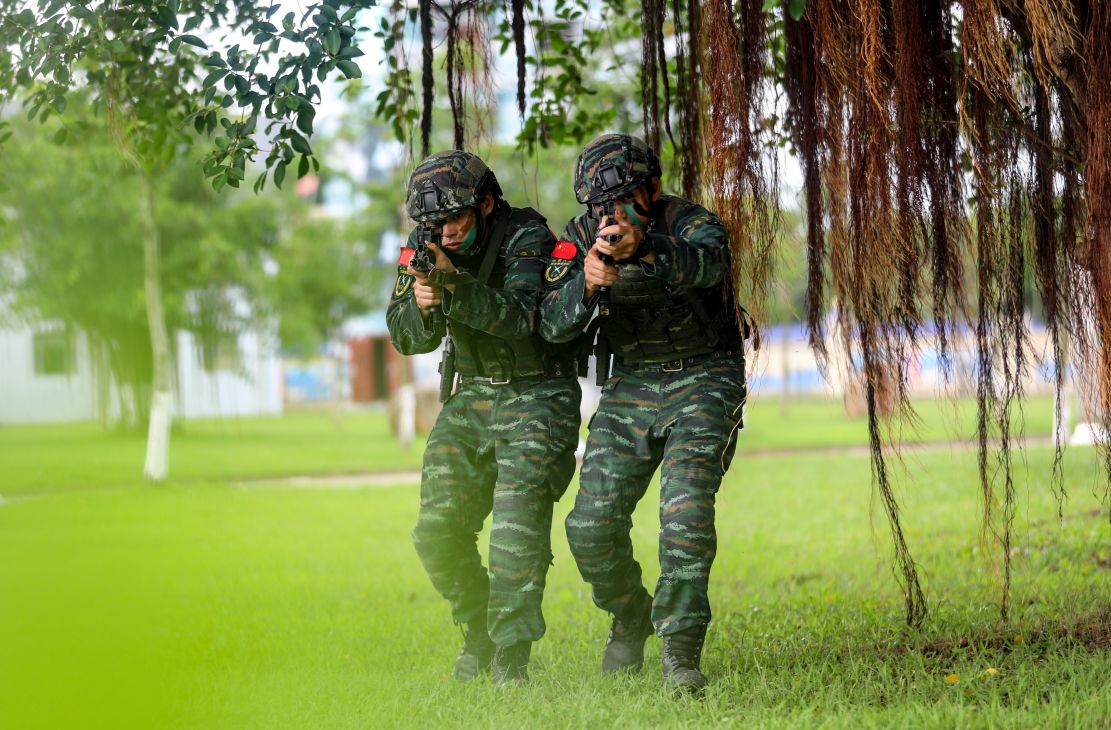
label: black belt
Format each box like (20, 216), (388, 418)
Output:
(457, 374), (515, 385)
(456, 363), (576, 385)
(616, 348), (743, 374)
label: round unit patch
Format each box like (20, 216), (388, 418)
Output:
(393, 273), (415, 298)
(545, 262), (572, 283)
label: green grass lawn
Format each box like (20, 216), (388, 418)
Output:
(0, 394), (1058, 496)
(738, 392), (1057, 453)
(0, 400), (1108, 728)
(0, 409), (428, 496)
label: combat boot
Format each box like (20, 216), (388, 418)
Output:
(601, 594), (654, 673)
(452, 619), (495, 682)
(491, 641), (531, 685)
(662, 625), (709, 695)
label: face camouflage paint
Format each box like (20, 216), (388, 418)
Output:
(620, 202), (649, 229)
(457, 224), (478, 253)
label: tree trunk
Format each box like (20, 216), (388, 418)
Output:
(141, 172), (173, 482)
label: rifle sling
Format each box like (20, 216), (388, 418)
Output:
(439, 207), (510, 325)
(476, 206), (511, 285)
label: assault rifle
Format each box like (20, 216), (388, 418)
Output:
(592, 201), (627, 385)
(595, 200), (622, 319)
(409, 221), (441, 277)
(411, 222), (456, 402)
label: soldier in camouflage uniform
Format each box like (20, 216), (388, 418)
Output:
(387, 151), (581, 684)
(541, 134), (747, 694)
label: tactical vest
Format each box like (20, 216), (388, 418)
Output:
(599, 197), (742, 364)
(448, 206), (578, 380)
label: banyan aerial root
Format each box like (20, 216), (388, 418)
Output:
(403, 0), (1111, 627)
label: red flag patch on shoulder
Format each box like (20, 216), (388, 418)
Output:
(551, 240), (577, 260)
(398, 247), (415, 266)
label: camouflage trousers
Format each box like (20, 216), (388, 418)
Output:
(412, 376), (581, 646)
(566, 353), (746, 636)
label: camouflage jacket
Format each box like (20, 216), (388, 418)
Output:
(388, 203), (576, 379)
(540, 195), (740, 362)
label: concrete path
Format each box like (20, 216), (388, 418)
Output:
(233, 471), (422, 489)
(231, 435), (1062, 490)
(0, 436), (1066, 502)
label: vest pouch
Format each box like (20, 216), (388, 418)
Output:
(448, 330), (480, 376)
(477, 340), (515, 380)
(505, 335), (550, 378)
(663, 301), (719, 351)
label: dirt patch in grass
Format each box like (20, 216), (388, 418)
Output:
(919, 605), (1111, 657)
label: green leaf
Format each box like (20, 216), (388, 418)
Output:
(202, 69), (226, 88)
(296, 108), (315, 136)
(274, 161), (287, 189)
(179, 34), (207, 50)
(156, 5), (178, 30)
(52, 127), (68, 144)
(324, 28), (341, 56)
(297, 154), (310, 179)
(336, 60), (361, 79)
(788, 0), (807, 20)
(289, 134), (312, 156)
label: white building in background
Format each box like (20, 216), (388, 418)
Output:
(173, 328), (283, 419)
(0, 318), (282, 425)
(0, 325), (105, 423)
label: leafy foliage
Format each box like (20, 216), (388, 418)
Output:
(0, 0), (374, 187)
(0, 114), (285, 423)
(0, 112), (382, 422)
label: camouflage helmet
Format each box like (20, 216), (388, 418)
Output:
(573, 133), (662, 204)
(405, 150), (502, 222)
